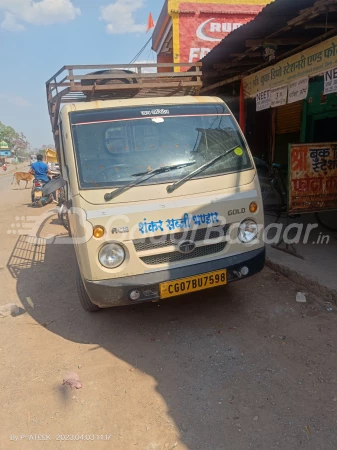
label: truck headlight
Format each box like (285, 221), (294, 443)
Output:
(99, 243), (125, 268)
(238, 220), (258, 243)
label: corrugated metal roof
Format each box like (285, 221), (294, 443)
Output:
(152, 0), (169, 52)
(201, 0), (319, 71)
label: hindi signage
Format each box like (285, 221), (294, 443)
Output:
(324, 66), (337, 95)
(256, 89), (271, 111)
(271, 85), (288, 108)
(243, 37), (337, 98)
(288, 77), (309, 104)
(289, 143), (337, 214)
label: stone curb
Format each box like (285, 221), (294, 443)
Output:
(266, 257), (337, 304)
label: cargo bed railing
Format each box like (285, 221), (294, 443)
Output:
(46, 63), (202, 153)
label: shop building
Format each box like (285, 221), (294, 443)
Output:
(200, 0), (337, 223)
(202, 0), (337, 161)
(200, 0), (336, 296)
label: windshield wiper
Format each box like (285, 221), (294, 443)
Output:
(166, 146), (242, 194)
(104, 161), (196, 201)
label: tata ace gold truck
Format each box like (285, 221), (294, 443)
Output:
(46, 63), (264, 311)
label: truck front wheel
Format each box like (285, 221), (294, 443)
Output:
(76, 265), (100, 312)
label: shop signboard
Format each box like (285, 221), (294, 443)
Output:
(178, 3), (259, 64)
(289, 143), (337, 214)
(324, 66), (337, 95)
(243, 37), (337, 98)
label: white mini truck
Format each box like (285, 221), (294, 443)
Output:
(46, 63), (265, 311)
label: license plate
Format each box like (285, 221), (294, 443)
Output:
(34, 191), (42, 199)
(160, 269), (227, 299)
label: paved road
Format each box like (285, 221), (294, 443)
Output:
(0, 173), (337, 450)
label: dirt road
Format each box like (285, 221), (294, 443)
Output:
(0, 172), (336, 450)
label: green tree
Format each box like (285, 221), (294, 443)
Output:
(0, 121), (29, 155)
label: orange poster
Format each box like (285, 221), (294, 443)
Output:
(289, 143), (337, 213)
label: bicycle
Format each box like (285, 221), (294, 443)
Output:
(254, 158), (288, 220)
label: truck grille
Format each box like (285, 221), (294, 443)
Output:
(134, 225), (229, 252)
(140, 242), (226, 265)
(134, 225), (230, 266)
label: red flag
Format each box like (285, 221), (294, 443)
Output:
(146, 12), (155, 33)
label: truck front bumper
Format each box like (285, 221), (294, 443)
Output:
(84, 247), (265, 308)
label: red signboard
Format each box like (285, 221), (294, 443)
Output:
(289, 143), (337, 213)
(179, 3), (261, 64)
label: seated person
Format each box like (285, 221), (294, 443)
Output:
(30, 155), (56, 202)
(30, 154), (53, 182)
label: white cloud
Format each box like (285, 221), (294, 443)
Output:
(0, 93), (31, 107)
(1, 12), (25, 31)
(0, 0), (80, 31)
(100, 0), (146, 35)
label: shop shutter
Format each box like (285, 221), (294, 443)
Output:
(276, 101), (302, 134)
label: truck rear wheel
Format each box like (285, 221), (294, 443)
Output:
(76, 265), (100, 312)
(81, 70), (139, 100)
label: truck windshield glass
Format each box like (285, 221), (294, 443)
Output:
(70, 104), (252, 189)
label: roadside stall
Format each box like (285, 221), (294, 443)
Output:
(242, 36), (337, 231)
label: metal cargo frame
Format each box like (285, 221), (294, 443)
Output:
(46, 63), (202, 156)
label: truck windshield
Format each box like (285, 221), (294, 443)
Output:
(70, 103), (252, 189)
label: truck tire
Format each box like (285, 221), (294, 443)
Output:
(76, 265), (100, 312)
(81, 70), (140, 100)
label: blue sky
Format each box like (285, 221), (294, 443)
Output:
(0, 0), (163, 149)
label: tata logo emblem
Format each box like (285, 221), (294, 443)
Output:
(178, 241), (196, 254)
(112, 227), (129, 234)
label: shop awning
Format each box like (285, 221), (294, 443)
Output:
(201, 0), (337, 93)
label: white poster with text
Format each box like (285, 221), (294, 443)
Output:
(256, 89), (271, 111)
(288, 77), (309, 103)
(271, 85), (288, 108)
(324, 66), (337, 95)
